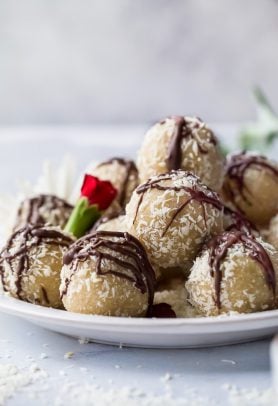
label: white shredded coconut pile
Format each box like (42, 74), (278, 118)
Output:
(0, 363), (48, 405)
(54, 382), (209, 406)
(0, 361), (275, 406)
(222, 384), (277, 406)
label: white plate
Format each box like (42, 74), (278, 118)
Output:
(1, 126), (278, 349)
(0, 295), (278, 348)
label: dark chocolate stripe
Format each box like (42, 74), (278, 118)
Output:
(0, 225), (73, 299)
(166, 116), (217, 171)
(133, 171), (223, 236)
(62, 231), (156, 306)
(15, 194), (73, 229)
(206, 231), (276, 310)
(224, 152), (278, 212)
(224, 205), (256, 234)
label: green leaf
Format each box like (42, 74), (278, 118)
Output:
(238, 87), (278, 152)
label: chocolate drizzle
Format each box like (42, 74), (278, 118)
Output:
(15, 194), (73, 230)
(224, 152), (278, 211)
(0, 225), (73, 300)
(165, 116), (217, 171)
(224, 206), (256, 235)
(133, 171), (223, 237)
(206, 231), (276, 310)
(97, 158), (138, 208)
(61, 231), (156, 306)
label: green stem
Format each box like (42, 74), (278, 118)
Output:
(254, 86), (275, 114)
(64, 197), (101, 239)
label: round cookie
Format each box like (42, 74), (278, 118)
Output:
(60, 231), (156, 317)
(222, 151), (278, 226)
(13, 194), (73, 231)
(126, 170), (223, 270)
(0, 225), (73, 308)
(91, 158), (139, 209)
(137, 116), (224, 191)
(186, 231), (278, 316)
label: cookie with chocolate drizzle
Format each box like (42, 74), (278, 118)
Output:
(91, 157), (139, 210)
(0, 224), (73, 308)
(222, 151), (278, 226)
(14, 194), (73, 231)
(60, 231), (156, 317)
(126, 170), (224, 271)
(137, 116), (224, 191)
(186, 230), (278, 316)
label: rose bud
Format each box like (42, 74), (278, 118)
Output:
(64, 174), (117, 238)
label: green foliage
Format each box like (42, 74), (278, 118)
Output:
(239, 87), (278, 152)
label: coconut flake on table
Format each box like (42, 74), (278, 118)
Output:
(0, 363), (48, 404)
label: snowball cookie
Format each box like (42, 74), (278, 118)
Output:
(13, 194), (73, 231)
(186, 230), (278, 316)
(154, 278), (200, 318)
(267, 215), (278, 251)
(60, 231), (156, 317)
(0, 225), (73, 308)
(126, 170), (224, 270)
(90, 158), (139, 209)
(222, 151), (278, 226)
(137, 116), (224, 191)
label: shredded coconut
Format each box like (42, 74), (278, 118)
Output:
(0, 363), (47, 405)
(54, 381), (210, 406)
(64, 352), (74, 360)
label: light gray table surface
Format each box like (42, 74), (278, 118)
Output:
(0, 125), (276, 405)
(0, 312), (273, 405)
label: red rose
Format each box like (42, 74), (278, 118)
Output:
(80, 174), (117, 211)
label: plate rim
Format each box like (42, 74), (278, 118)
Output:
(1, 294), (278, 327)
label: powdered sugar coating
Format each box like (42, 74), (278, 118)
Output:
(137, 116), (224, 191)
(126, 170), (223, 270)
(186, 237), (278, 316)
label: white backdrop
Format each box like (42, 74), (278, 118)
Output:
(0, 0), (277, 124)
